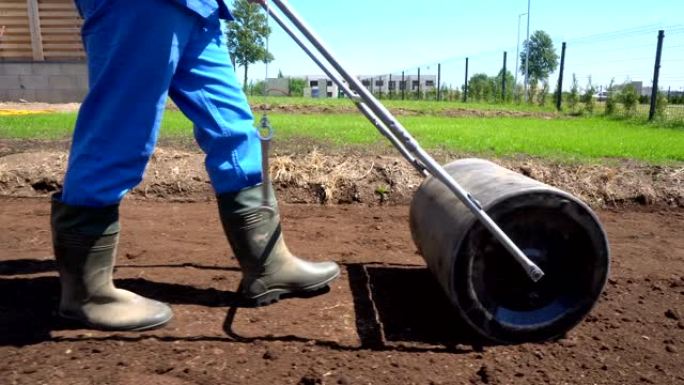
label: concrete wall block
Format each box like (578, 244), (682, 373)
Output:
(0, 63), (33, 75)
(34, 89), (86, 103)
(59, 63), (88, 75)
(31, 63), (64, 76)
(6, 89), (37, 102)
(48, 75), (81, 90)
(0, 75), (22, 89)
(19, 75), (50, 90)
(75, 75), (89, 89)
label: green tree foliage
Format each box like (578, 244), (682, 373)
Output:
(618, 83), (639, 115)
(226, 0), (273, 90)
(605, 79), (617, 116)
(567, 74), (579, 112)
(467, 73), (493, 101)
(655, 92), (669, 119)
(288, 78), (306, 97)
(492, 69), (515, 102)
(520, 30), (559, 84)
(581, 77), (596, 114)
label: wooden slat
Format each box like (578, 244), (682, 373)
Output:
(1, 0), (83, 62)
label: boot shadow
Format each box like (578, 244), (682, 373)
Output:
(0, 258), (241, 346)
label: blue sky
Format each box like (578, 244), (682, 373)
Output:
(246, 0), (684, 92)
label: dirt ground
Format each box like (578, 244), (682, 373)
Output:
(1, 197), (683, 385)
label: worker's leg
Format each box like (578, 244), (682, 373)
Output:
(169, 16), (339, 306)
(61, 0), (198, 206)
(52, 0), (200, 330)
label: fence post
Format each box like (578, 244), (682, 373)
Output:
(417, 67), (421, 100)
(502, 51), (507, 102)
(401, 71), (405, 100)
(389, 74), (393, 99)
(649, 30), (664, 120)
(464, 57), (469, 102)
(437, 63), (442, 101)
(556, 42), (567, 111)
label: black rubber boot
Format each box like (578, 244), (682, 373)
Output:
(217, 184), (340, 306)
(51, 195), (173, 330)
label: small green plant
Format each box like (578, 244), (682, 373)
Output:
(375, 184), (390, 195)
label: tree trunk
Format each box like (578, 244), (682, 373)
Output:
(243, 64), (249, 93)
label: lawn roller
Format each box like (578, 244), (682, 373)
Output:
(261, 0), (609, 344)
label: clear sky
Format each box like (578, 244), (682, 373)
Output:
(246, 0), (684, 93)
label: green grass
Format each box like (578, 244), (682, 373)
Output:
(247, 95), (558, 113)
(1, 110), (682, 164)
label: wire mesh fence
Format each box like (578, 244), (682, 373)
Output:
(361, 25), (684, 122)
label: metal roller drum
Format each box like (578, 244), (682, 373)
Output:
(410, 158), (610, 343)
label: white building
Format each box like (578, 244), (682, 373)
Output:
(268, 74), (439, 99)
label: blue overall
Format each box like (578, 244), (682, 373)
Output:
(60, 0), (263, 207)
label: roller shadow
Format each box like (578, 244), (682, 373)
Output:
(347, 263), (486, 349)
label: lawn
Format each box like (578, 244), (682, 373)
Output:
(0, 109), (682, 164)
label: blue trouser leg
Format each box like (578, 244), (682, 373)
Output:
(61, 0), (261, 207)
(61, 0), (198, 207)
(169, 18), (262, 194)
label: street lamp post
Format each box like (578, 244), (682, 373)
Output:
(515, 12), (527, 88)
(524, 0), (531, 102)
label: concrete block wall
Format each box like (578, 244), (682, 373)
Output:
(0, 62), (88, 103)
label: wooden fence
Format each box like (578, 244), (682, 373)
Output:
(0, 0), (84, 61)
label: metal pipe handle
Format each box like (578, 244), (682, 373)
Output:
(263, 0), (544, 282)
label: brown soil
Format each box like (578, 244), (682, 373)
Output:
(1, 198), (683, 385)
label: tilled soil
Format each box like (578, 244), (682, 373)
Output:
(1, 198), (682, 385)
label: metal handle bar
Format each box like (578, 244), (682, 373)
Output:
(263, 0), (544, 282)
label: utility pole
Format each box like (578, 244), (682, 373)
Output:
(649, 30), (664, 120)
(524, 0), (531, 102)
(515, 12), (527, 88)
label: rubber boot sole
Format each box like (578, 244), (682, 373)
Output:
(241, 270), (341, 307)
(58, 311), (173, 332)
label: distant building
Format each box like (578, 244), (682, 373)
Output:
(268, 73), (439, 99)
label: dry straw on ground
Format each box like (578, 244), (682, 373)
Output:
(0, 148), (681, 207)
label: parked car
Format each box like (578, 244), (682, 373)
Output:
(593, 91), (610, 101)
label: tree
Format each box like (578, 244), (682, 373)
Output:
(226, 0), (273, 90)
(520, 30), (559, 84)
(468, 73), (494, 102)
(492, 69), (515, 102)
(567, 74), (579, 112)
(288, 78), (306, 97)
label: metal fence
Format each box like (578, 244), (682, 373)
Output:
(366, 25), (684, 122)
